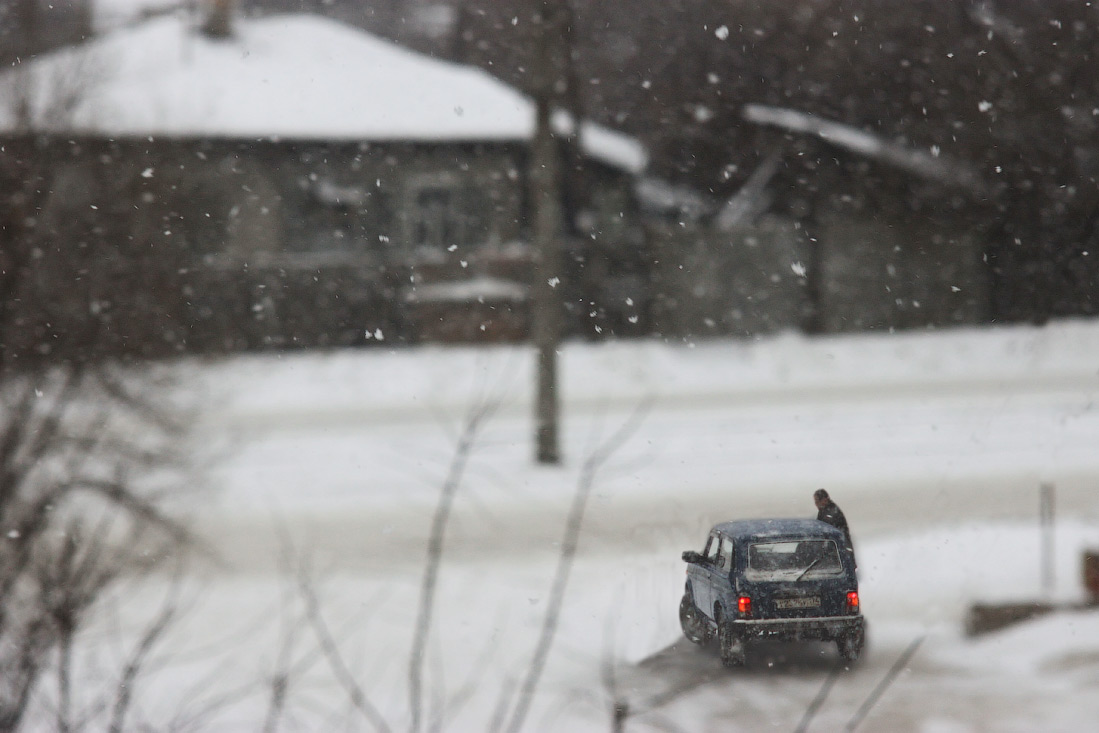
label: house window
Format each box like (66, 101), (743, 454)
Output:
(303, 175), (394, 255)
(414, 186), (460, 248)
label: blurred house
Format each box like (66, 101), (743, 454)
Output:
(0, 8), (648, 358)
(640, 105), (993, 340)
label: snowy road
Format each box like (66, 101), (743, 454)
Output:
(614, 623), (1099, 733)
(192, 342), (1099, 572)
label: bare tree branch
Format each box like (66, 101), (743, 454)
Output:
(504, 399), (651, 733)
(438, 610), (506, 725)
(261, 538), (310, 733)
(793, 660), (845, 733)
(163, 677), (263, 733)
(487, 674), (518, 733)
(845, 635), (925, 732)
(55, 630), (73, 733)
(295, 560), (392, 733)
(75, 478), (195, 550)
(0, 380), (39, 505)
(0, 368), (82, 518)
(408, 393), (500, 733)
(106, 568), (184, 733)
(599, 607), (627, 733)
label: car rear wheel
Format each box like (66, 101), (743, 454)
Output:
(679, 593), (713, 645)
(717, 615), (746, 667)
(837, 627), (864, 663)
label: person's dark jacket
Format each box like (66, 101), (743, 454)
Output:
(817, 500), (855, 560)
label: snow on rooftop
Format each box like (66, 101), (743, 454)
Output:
(744, 103), (988, 194)
(1, 11), (647, 173)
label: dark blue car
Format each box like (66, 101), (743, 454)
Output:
(679, 518), (864, 667)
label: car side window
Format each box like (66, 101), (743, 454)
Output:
(702, 534), (717, 561)
(720, 537), (735, 570)
(714, 535), (728, 569)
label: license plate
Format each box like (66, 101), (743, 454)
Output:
(776, 597), (819, 610)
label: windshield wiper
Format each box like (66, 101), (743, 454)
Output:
(795, 556), (823, 581)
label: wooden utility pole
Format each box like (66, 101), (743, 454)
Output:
(530, 0), (568, 464)
(201, 0), (236, 38)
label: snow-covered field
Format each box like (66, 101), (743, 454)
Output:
(40, 320), (1099, 732)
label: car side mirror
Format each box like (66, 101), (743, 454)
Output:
(682, 550), (704, 564)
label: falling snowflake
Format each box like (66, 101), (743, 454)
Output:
(693, 105), (714, 123)
(715, 25), (729, 40)
(791, 261), (807, 277)
(978, 100), (993, 113)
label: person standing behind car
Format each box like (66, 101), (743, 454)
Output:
(814, 488), (855, 562)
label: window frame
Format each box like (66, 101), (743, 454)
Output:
(404, 172), (466, 250)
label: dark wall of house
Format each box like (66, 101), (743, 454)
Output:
(0, 133), (646, 363)
(648, 215), (814, 340)
(643, 145), (991, 341)
(0, 0), (91, 64)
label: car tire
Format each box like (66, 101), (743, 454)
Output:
(717, 615), (746, 668)
(679, 592), (713, 645)
(837, 627), (864, 663)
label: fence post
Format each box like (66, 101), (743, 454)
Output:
(1039, 482), (1055, 593)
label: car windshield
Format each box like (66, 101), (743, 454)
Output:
(745, 540), (843, 581)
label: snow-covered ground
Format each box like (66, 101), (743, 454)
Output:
(35, 320), (1099, 731)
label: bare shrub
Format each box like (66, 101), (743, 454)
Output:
(0, 362), (193, 730)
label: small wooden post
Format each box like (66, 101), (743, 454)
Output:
(1039, 482), (1055, 593)
(612, 701), (629, 733)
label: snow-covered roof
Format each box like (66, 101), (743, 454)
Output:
(635, 177), (713, 221)
(744, 103), (989, 195)
(0, 11), (647, 174)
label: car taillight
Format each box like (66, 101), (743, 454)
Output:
(846, 591), (860, 612)
(737, 595), (752, 617)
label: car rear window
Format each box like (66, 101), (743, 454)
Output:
(746, 539), (843, 581)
